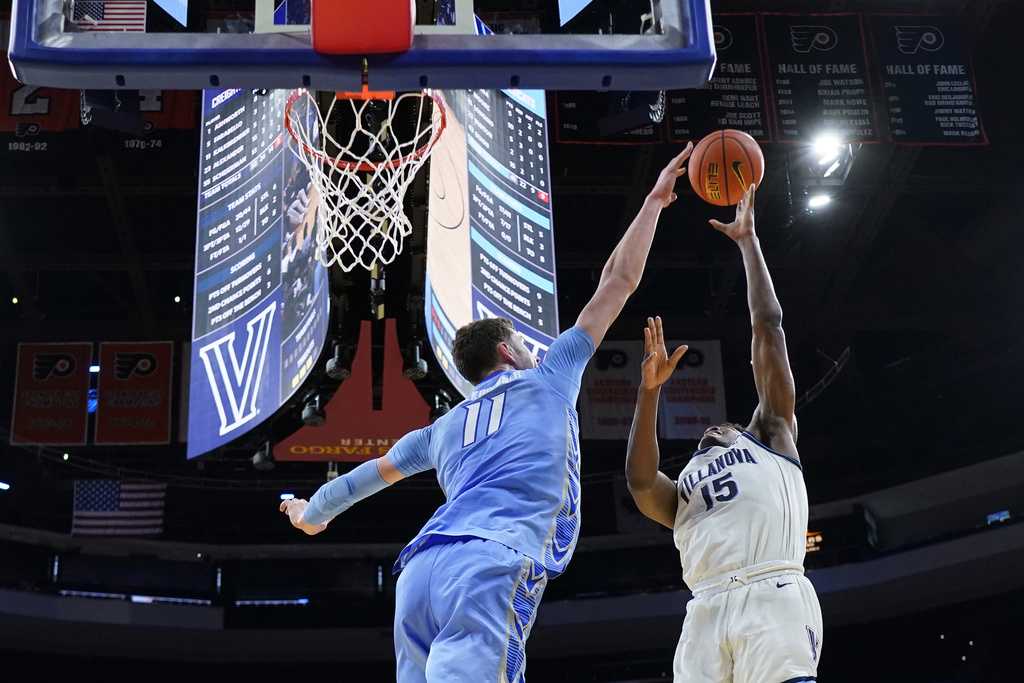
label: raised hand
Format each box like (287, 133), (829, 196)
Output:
(647, 143), (694, 208)
(641, 316), (688, 391)
(279, 498), (329, 536)
(709, 183), (757, 243)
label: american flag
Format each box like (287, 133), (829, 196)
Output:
(72, 480), (166, 536)
(72, 1), (148, 32)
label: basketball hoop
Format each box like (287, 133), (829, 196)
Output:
(284, 88), (447, 272)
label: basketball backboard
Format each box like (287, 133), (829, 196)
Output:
(8, 0), (715, 91)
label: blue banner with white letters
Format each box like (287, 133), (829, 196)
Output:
(187, 88), (329, 458)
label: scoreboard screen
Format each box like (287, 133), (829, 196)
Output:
(187, 88), (329, 458)
(426, 85), (558, 397)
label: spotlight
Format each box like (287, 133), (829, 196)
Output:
(62, 453), (70, 462)
(403, 342), (429, 381)
(812, 133), (843, 165)
(301, 393), (326, 426)
(807, 194), (832, 210)
(0, 481), (10, 492)
(431, 390), (452, 421)
(325, 342), (350, 381)
(252, 441), (275, 471)
(89, 365), (101, 374)
(173, 295), (181, 304)
(11, 297), (18, 305)
(279, 493), (295, 501)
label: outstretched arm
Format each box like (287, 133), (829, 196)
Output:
(625, 317), (688, 529)
(279, 427), (432, 535)
(710, 185), (797, 458)
(576, 144), (693, 348)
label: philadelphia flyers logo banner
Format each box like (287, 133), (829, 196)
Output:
(10, 342), (92, 445)
(95, 342), (174, 445)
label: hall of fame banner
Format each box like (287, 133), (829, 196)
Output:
(552, 12), (983, 147)
(578, 340), (726, 441)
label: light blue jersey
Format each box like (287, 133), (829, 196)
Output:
(387, 325), (595, 577)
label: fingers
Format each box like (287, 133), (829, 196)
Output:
(669, 345), (689, 368)
(677, 141), (694, 162)
(655, 316), (665, 349)
(643, 326), (652, 354)
(709, 219), (726, 232)
(279, 501), (287, 513)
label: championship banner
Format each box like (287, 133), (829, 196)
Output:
(762, 14), (878, 143)
(869, 15), (986, 145)
(274, 319), (430, 462)
(95, 342), (174, 445)
(657, 340), (727, 440)
(668, 14), (772, 142)
(578, 340), (726, 441)
(10, 342), (93, 446)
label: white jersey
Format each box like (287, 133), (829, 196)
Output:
(672, 431), (807, 588)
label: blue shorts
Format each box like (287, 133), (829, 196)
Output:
(394, 537), (548, 683)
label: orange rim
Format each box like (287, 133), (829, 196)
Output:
(284, 89), (448, 173)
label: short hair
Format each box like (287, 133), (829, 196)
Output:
(453, 318), (515, 385)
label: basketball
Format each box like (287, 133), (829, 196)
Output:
(688, 130), (765, 206)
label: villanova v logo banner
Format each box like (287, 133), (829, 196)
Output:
(198, 302), (277, 437)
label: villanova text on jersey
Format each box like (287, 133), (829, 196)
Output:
(393, 326), (595, 577)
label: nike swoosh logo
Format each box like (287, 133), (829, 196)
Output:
(776, 582), (792, 588)
(731, 160), (747, 187)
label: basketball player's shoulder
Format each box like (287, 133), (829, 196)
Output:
(743, 416), (800, 467)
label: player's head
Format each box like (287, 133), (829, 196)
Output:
(698, 422), (744, 450)
(453, 318), (536, 384)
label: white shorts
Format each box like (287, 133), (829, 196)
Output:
(673, 570), (822, 683)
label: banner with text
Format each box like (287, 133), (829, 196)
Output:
(95, 342), (174, 445)
(668, 13), (772, 143)
(870, 15), (986, 145)
(10, 342), (92, 446)
(762, 13), (877, 143)
(578, 340), (726, 440)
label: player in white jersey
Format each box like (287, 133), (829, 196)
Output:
(624, 185), (822, 683)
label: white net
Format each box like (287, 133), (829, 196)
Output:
(284, 89), (446, 272)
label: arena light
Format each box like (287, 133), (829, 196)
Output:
(62, 452), (70, 462)
(89, 365), (100, 373)
(11, 297), (18, 305)
(808, 194), (832, 210)
(812, 133), (843, 165)
(280, 493), (295, 501)
(173, 295), (181, 303)
(0, 481), (10, 491)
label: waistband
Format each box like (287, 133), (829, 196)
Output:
(691, 561), (805, 599)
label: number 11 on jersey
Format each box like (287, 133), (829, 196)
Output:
(462, 393), (507, 447)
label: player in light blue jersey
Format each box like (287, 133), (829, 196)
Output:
(279, 144), (695, 682)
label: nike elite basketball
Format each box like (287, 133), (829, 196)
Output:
(688, 130), (765, 206)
